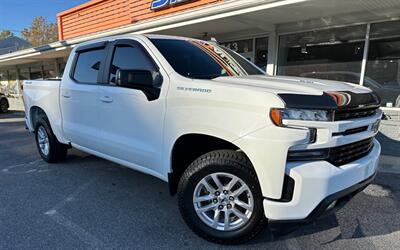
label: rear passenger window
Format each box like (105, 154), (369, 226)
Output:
(73, 48), (105, 83)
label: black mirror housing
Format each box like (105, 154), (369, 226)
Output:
(116, 69), (154, 87)
(115, 69), (161, 101)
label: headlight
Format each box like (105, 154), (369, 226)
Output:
(270, 108), (333, 126)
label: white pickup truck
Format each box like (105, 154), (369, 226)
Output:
(23, 34), (382, 244)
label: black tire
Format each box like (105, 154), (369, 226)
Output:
(177, 150), (267, 244)
(0, 98), (9, 113)
(35, 117), (68, 163)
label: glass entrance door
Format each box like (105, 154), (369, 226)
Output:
(220, 37), (268, 71)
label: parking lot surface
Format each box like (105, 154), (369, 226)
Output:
(1, 112), (400, 249)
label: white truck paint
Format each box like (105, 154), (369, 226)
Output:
(23, 34), (382, 243)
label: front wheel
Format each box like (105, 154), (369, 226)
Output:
(177, 150), (266, 244)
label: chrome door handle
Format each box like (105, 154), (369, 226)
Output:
(100, 96), (113, 103)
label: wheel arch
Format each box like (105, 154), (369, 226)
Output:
(29, 106), (48, 132)
(168, 133), (254, 195)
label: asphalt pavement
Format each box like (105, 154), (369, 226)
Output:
(0, 111), (399, 249)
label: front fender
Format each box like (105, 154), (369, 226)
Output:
(233, 125), (309, 199)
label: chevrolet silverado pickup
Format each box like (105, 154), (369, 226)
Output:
(23, 34), (382, 244)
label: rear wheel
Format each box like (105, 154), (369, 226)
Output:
(35, 117), (68, 163)
(0, 98), (8, 113)
(177, 150), (266, 244)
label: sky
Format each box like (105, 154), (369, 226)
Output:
(0, 0), (88, 36)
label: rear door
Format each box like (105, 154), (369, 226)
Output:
(96, 39), (168, 173)
(60, 42), (108, 151)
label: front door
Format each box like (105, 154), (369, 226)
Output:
(96, 39), (167, 173)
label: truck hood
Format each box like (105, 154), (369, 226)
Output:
(211, 75), (372, 95)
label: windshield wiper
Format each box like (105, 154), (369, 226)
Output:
(192, 74), (225, 80)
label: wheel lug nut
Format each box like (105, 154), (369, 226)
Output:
(223, 190), (229, 195)
(229, 196), (234, 201)
(218, 205), (224, 210)
(215, 191), (220, 196)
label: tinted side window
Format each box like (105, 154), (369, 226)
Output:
(73, 48), (105, 83)
(109, 45), (155, 83)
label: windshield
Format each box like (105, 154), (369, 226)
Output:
(150, 38), (265, 79)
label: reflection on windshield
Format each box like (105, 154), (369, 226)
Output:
(150, 38), (265, 80)
(190, 40), (249, 77)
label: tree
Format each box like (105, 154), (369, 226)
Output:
(21, 16), (58, 47)
(0, 30), (14, 39)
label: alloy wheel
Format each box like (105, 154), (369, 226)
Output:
(193, 172), (254, 231)
(37, 126), (50, 156)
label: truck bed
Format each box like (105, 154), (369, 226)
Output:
(23, 79), (64, 139)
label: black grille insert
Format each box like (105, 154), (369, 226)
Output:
(332, 126), (369, 136)
(328, 137), (374, 166)
(334, 107), (379, 121)
(287, 137), (375, 166)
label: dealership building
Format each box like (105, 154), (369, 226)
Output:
(0, 0), (399, 141)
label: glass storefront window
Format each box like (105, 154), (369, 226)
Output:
(19, 68), (30, 81)
(7, 69), (18, 95)
(43, 61), (57, 79)
(255, 37), (268, 70)
(277, 25), (367, 84)
(57, 57), (68, 77)
(220, 37), (268, 70)
(30, 65), (43, 79)
(220, 39), (253, 54)
(221, 39), (254, 62)
(58, 62), (66, 77)
(366, 20), (400, 108)
(0, 70), (8, 93)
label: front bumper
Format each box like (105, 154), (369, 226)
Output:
(263, 138), (381, 221)
(268, 171), (376, 231)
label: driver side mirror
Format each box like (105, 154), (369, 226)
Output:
(116, 69), (161, 101)
(116, 69), (154, 88)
